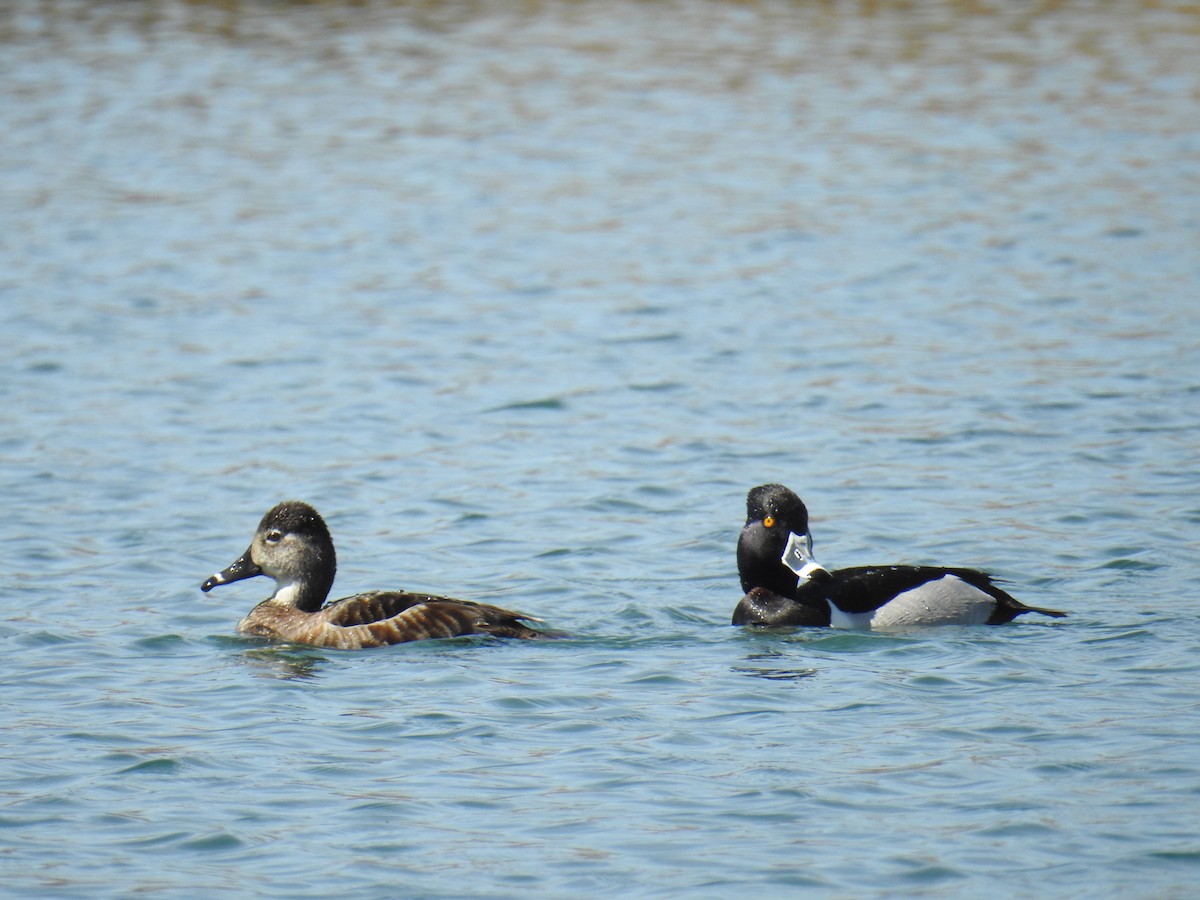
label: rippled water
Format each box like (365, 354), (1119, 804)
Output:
(3, 1), (1199, 896)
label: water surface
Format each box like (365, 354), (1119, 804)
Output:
(2, 1), (1199, 896)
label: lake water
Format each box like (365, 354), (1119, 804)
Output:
(2, 0), (1199, 896)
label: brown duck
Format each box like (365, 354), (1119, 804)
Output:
(201, 501), (543, 649)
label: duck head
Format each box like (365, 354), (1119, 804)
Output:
(737, 483), (830, 595)
(201, 500), (337, 612)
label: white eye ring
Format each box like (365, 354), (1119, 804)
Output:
(265, 530), (284, 544)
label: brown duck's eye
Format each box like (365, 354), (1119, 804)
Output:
(265, 530), (284, 544)
(763, 515), (775, 528)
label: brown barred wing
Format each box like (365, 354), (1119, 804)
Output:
(320, 590), (429, 626)
(320, 591), (543, 646)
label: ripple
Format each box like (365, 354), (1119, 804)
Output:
(178, 831), (245, 852)
(486, 397), (569, 412)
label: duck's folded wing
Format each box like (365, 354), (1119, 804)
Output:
(319, 591), (542, 647)
(321, 590), (430, 625)
(820, 566), (974, 614)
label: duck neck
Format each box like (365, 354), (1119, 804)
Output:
(790, 570), (834, 618)
(739, 551), (799, 597)
(269, 577), (330, 613)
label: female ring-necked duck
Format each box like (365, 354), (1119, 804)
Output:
(733, 484), (1067, 629)
(201, 501), (543, 649)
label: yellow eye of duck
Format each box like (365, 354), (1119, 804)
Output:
(763, 515), (775, 528)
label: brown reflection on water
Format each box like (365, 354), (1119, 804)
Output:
(2, 0), (1194, 308)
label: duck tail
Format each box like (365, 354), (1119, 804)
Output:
(1026, 604), (1068, 619)
(988, 595), (1068, 624)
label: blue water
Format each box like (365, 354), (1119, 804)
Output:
(3, 1), (1199, 896)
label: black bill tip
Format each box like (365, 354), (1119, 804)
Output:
(200, 549), (261, 593)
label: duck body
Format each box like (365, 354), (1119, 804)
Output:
(790, 565), (1053, 628)
(202, 501), (542, 649)
(235, 590), (542, 650)
(734, 484), (1066, 629)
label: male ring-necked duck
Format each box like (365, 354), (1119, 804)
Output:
(733, 484), (1066, 629)
(201, 501), (543, 649)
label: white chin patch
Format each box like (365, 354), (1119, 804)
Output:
(270, 581), (302, 606)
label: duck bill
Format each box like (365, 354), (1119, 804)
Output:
(201, 547), (262, 593)
(781, 531), (828, 580)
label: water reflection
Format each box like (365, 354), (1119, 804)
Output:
(735, 648), (819, 682)
(237, 645), (328, 681)
(5, 0), (1193, 67)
